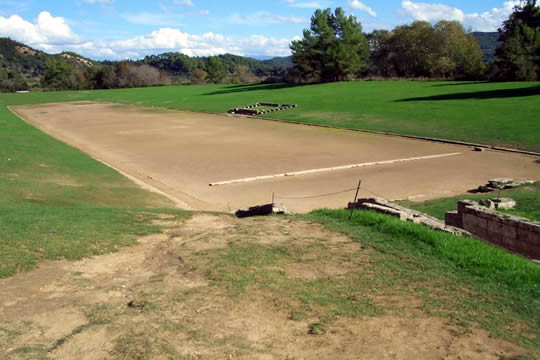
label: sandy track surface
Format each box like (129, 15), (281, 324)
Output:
(11, 102), (539, 212)
(0, 214), (533, 360)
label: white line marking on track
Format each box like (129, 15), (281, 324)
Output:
(209, 152), (462, 187)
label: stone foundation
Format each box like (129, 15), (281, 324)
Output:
(445, 200), (540, 259)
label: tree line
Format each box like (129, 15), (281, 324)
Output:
(291, 1), (538, 82)
(1, 1), (537, 92)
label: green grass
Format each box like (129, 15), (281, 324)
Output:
(0, 104), (188, 278)
(400, 182), (540, 221)
(1, 80), (539, 151)
(303, 209), (540, 349)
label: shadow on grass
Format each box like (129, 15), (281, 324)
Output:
(202, 82), (311, 96)
(430, 81), (490, 87)
(397, 85), (540, 101)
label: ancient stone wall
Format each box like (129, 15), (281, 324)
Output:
(446, 200), (540, 259)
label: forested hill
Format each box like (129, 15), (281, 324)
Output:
(0, 38), (97, 91)
(136, 53), (292, 81)
(0, 36), (292, 91)
(472, 32), (500, 63)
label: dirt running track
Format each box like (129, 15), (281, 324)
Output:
(11, 102), (540, 212)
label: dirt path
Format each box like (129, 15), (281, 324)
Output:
(11, 102), (539, 213)
(0, 214), (531, 360)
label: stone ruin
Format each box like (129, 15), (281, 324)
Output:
(445, 200), (539, 260)
(347, 197), (469, 236)
(228, 103), (297, 116)
(348, 197), (539, 260)
(475, 178), (534, 193)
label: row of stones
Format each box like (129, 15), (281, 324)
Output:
(461, 212), (539, 255)
(458, 201), (540, 237)
(228, 103), (297, 116)
(455, 200), (539, 258)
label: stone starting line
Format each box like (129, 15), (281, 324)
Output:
(209, 152), (462, 187)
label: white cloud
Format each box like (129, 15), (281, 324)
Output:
(349, 0), (377, 17)
(401, 1), (464, 22)
(0, 11), (79, 46)
(0, 11), (295, 59)
(401, 0), (520, 31)
(66, 29), (295, 58)
(463, 1), (520, 32)
(228, 11), (307, 25)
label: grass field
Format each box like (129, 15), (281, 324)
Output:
(1, 80), (539, 152)
(400, 182), (540, 221)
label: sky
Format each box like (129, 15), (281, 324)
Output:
(0, 0), (525, 60)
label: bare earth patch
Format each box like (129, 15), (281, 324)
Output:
(0, 214), (533, 359)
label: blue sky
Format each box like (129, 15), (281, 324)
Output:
(0, 0), (524, 59)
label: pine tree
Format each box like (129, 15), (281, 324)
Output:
(290, 8), (370, 82)
(494, 0), (540, 80)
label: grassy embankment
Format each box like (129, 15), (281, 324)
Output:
(1, 80), (539, 152)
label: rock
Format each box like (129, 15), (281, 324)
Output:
(235, 203), (287, 218)
(473, 146), (485, 152)
(479, 199), (496, 209)
(488, 178), (513, 189)
(272, 204), (287, 215)
(478, 185), (496, 193)
(492, 197), (516, 210)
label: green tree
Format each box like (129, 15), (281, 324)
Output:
(368, 21), (485, 79)
(494, 0), (540, 81)
(206, 56), (227, 83)
(433, 21), (485, 79)
(290, 7), (370, 82)
(40, 59), (80, 90)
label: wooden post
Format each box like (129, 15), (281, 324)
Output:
(272, 192), (275, 204)
(349, 180), (362, 220)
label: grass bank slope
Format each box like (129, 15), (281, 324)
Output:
(305, 209), (539, 350)
(2, 80), (539, 152)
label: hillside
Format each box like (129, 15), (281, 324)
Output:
(472, 32), (500, 63)
(138, 53), (292, 81)
(0, 38), (97, 91)
(0, 37), (292, 91)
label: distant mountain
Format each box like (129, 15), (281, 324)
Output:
(138, 53), (292, 81)
(472, 32), (500, 63)
(261, 56), (293, 68)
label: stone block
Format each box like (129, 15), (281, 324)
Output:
(445, 211), (462, 228)
(517, 228), (540, 246)
(463, 214), (488, 238)
(501, 236), (517, 248)
(487, 221), (504, 244)
(501, 224), (517, 239)
(458, 200), (475, 214)
(508, 240), (540, 259)
(518, 221), (540, 235)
